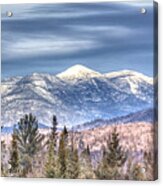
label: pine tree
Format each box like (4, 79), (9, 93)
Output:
(57, 126), (68, 178)
(63, 126), (68, 144)
(96, 128), (127, 179)
(51, 115), (58, 146)
(9, 127), (19, 175)
(79, 145), (95, 179)
(66, 148), (79, 179)
(15, 113), (44, 177)
(66, 131), (80, 179)
(45, 139), (57, 178)
(45, 115), (58, 178)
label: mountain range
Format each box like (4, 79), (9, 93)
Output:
(1, 64), (153, 128)
(73, 108), (154, 131)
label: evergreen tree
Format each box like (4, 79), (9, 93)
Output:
(51, 115), (58, 146)
(45, 115), (58, 178)
(96, 128), (127, 179)
(79, 145), (95, 179)
(66, 148), (79, 179)
(9, 127), (19, 175)
(45, 139), (57, 178)
(57, 126), (68, 178)
(15, 113), (44, 177)
(66, 131), (80, 179)
(63, 126), (68, 144)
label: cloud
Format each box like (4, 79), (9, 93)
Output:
(2, 3), (120, 21)
(2, 35), (99, 59)
(67, 25), (134, 38)
(123, 1), (153, 7)
(1, 2), (154, 78)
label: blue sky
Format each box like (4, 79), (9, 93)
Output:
(1, 1), (154, 78)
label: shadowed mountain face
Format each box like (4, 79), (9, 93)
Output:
(74, 108), (154, 131)
(1, 65), (153, 128)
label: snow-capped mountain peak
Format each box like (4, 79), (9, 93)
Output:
(57, 64), (101, 80)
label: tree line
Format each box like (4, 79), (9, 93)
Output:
(1, 113), (155, 180)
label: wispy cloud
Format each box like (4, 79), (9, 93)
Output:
(2, 36), (98, 59)
(1, 2), (154, 78)
(123, 1), (153, 7)
(2, 3), (121, 21)
(67, 25), (134, 38)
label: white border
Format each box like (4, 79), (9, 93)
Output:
(0, 0), (162, 186)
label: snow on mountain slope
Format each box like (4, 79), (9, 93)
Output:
(1, 76), (22, 95)
(1, 65), (154, 128)
(105, 70), (153, 102)
(57, 64), (101, 81)
(105, 70), (153, 84)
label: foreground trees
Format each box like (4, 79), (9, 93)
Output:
(96, 128), (127, 179)
(1, 126), (8, 176)
(45, 115), (58, 178)
(66, 131), (80, 179)
(79, 145), (95, 179)
(9, 127), (19, 175)
(2, 114), (154, 180)
(15, 114), (44, 177)
(57, 126), (68, 178)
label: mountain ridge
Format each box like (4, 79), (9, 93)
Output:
(2, 64), (153, 83)
(1, 65), (153, 127)
(73, 108), (154, 131)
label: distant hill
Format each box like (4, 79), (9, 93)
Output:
(74, 108), (154, 131)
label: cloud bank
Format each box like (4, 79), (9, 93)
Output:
(1, 1), (154, 78)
